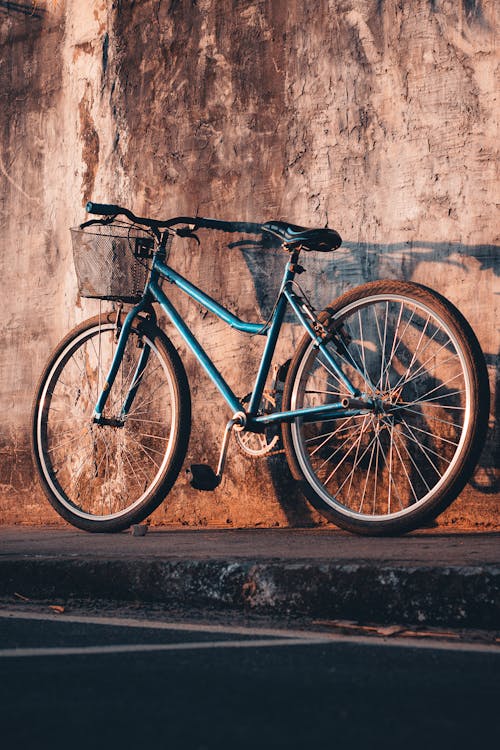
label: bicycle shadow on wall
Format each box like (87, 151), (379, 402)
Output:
(238, 239), (498, 527)
(0, 2), (44, 18)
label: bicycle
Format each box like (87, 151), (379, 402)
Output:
(31, 202), (490, 535)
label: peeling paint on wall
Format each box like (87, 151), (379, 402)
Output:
(78, 91), (100, 203)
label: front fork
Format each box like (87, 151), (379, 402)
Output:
(93, 298), (154, 425)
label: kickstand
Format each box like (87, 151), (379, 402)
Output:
(188, 412), (246, 491)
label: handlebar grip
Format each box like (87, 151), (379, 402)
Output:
(86, 201), (121, 215)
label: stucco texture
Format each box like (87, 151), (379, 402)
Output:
(0, 0), (498, 528)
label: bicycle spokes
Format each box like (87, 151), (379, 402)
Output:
(287, 287), (475, 522)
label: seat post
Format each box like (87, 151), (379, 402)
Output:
(287, 247), (304, 275)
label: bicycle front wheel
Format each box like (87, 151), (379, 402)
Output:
(282, 281), (489, 535)
(32, 313), (191, 532)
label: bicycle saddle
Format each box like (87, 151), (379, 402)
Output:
(261, 221), (342, 252)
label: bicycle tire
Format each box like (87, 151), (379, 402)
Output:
(31, 312), (191, 532)
(282, 281), (490, 536)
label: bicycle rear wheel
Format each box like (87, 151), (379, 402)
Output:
(282, 281), (489, 535)
(32, 313), (191, 532)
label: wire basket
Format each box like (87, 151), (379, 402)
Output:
(71, 224), (154, 302)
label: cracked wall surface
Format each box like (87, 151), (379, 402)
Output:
(0, 0), (498, 528)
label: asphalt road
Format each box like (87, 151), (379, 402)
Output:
(1, 610), (499, 749)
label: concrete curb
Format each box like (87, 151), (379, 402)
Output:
(1, 557), (499, 629)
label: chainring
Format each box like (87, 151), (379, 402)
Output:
(235, 428), (280, 457)
(235, 389), (281, 457)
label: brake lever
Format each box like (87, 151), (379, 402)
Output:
(176, 226), (201, 244)
(79, 215), (117, 230)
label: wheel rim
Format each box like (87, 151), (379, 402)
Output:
(36, 322), (177, 521)
(290, 294), (472, 521)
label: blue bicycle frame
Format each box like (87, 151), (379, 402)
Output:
(94, 245), (366, 431)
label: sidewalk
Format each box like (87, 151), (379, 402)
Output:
(0, 526), (498, 629)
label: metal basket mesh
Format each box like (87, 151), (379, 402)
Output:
(71, 224), (153, 302)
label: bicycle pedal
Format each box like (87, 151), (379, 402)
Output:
(187, 464), (221, 491)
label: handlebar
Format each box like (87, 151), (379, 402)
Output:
(86, 202), (121, 216)
(86, 201), (263, 235)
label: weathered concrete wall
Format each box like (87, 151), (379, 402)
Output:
(0, 0), (498, 528)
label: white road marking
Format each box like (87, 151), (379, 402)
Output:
(0, 608), (498, 656)
(0, 608), (316, 639)
(0, 638), (333, 658)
